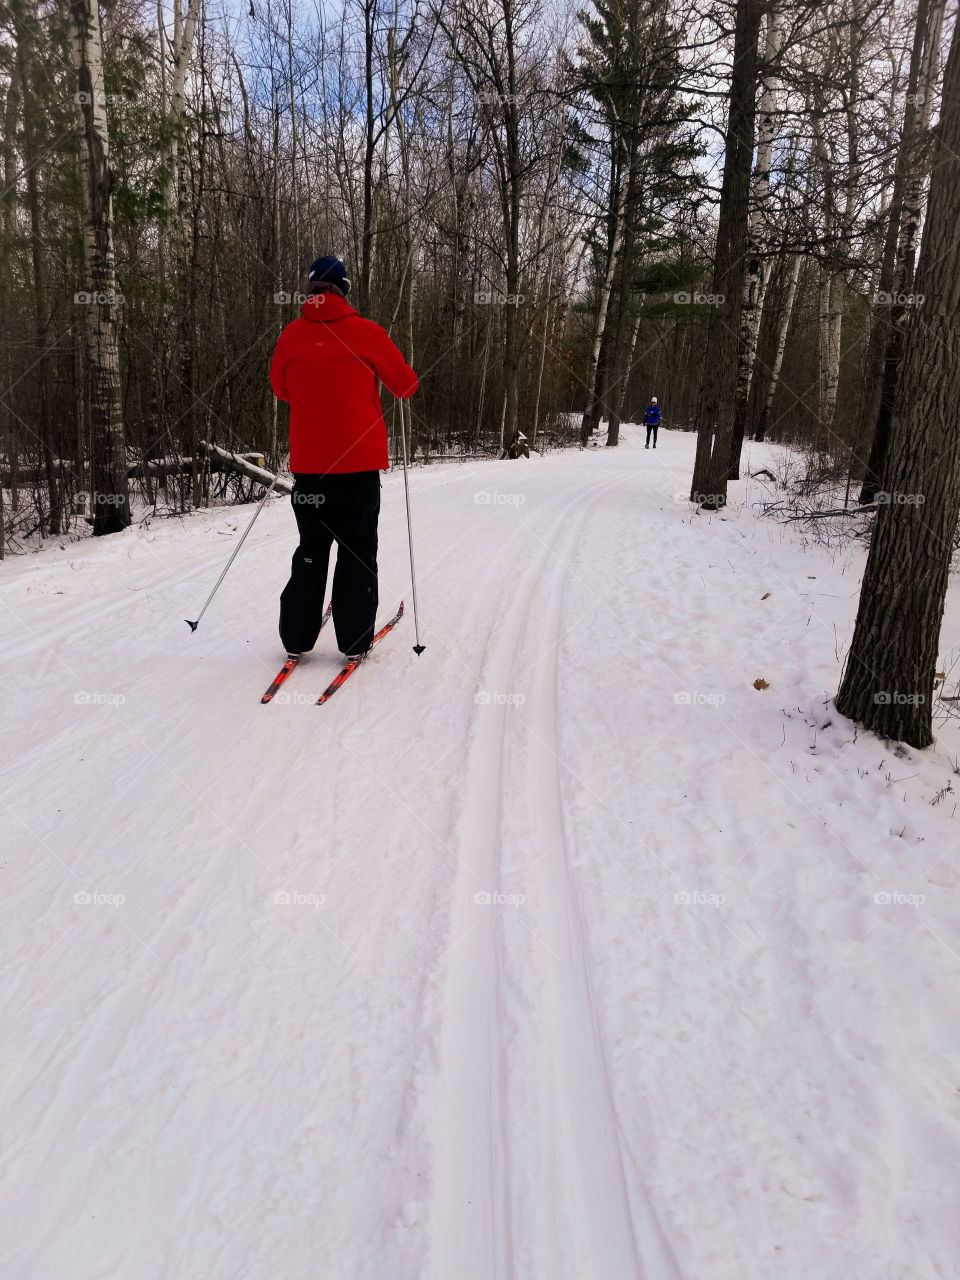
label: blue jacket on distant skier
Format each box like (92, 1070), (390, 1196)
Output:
(644, 401), (661, 426)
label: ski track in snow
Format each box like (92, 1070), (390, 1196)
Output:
(434, 468), (661, 1280)
(2, 427), (960, 1280)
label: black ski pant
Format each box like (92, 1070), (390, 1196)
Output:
(279, 471), (380, 656)
(646, 423), (659, 447)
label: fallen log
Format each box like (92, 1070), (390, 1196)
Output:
(127, 451), (268, 479)
(198, 441), (293, 493)
(3, 451), (276, 487)
(0, 460), (80, 485)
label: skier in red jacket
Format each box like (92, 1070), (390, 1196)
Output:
(270, 255), (418, 659)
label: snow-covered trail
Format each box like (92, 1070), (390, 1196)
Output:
(433, 465), (677, 1280)
(2, 425), (960, 1280)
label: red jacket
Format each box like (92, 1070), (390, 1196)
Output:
(270, 294), (418, 474)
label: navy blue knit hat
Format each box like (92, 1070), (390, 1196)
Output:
(307, 255), (350, 297)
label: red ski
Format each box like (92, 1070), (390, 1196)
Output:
(317, 602), (404, 705)
(261, 603), (332, 703)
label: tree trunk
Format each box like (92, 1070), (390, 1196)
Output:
(1, 66), (18, 244)
(608, 305), (643, 448)
(69, 0), (130, 535)
(689, 0), (764, 508)
(580, 149), (626, 446)
(159, 0), (198, 266)
(810, 85), (847, 449)
(728, 4), (784, 478)
(836, 15), (960, 748)
(817, 266), (842, 445)
(499, 0), (524, 458)
(850, 28), (921, 467)
(0, 69), (16, 555)
(359, 0), (377, 311)
(858, 0), (946, 504)
(820, 0), (864, 453)
(605, 142), (642, 450)
(16, 26), (59, 534)
(754, 252), (801, 441)
(531, 105), (566, 449)
(286, 0), (300, 273)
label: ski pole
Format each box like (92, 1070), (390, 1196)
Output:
(185, 470), (282, 632)
(397, 398), (425, 654)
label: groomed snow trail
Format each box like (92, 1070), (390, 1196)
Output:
(2, 425), (960, 1280)
(433, 468), (678, 1280)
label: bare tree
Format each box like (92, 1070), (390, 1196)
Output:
(69, 0), (130, 534)
(836, 11), (960, 748)
(2, 0), (935, 544)
(689, 0), (764, 509)
(857, 0), (946, 503)
(727, 2), (784, 478)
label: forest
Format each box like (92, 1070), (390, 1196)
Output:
(3, 0), (960, 746)
(5, 4), (960, 1272)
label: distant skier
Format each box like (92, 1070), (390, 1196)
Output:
(644, 397), (661, 449)
(269, 255), (418, 660)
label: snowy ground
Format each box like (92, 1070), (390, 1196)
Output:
(2, 423), (960, 1280)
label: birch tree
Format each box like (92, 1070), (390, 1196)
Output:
(157, 0), (199, 268)
(727, 3), (783, 478)
(69, 0), (130, 535)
